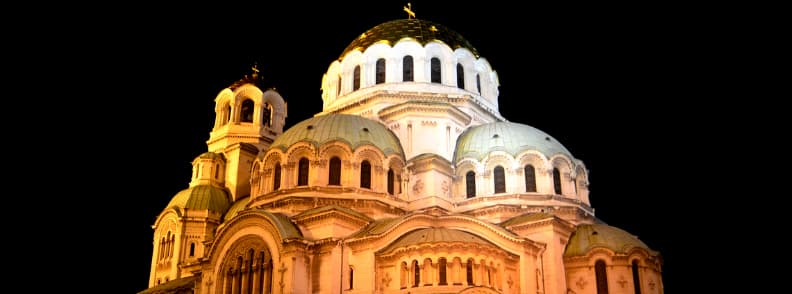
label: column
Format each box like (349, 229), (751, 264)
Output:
(240, 265), (249, 294)
(231, 269), (239, 294)
(222, 268), (232, 294)
(252, 261), (261, 294)
(262, 261), (271, 294)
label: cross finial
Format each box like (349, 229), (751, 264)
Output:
(403, 3), (416, 19)
(251, 62), (260, 79)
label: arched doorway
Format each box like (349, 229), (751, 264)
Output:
(215, 235), (274, 294)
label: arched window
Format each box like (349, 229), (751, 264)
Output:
(159, 237), (166, 260)
(298, 158), (309, 186)
(466, 259), (474, 285)
(403, 55), (414, 81)
(214, 163), (220, 179)
(553, 168), (562, 195)
(349, 266), (354, 289)
(329, 157), (341, 185)
(337, 75), (342, 96)
(572, 177), (578, 194)
(476, 74), (481, 93)
(376, 58), (386, 84)
(189, 242), (195, 257)
(400, 261), (408, 289)
(525, 164), (537, 192)
(236, 256), (244, 290)
(224, 103), (231, 125)
(438, 258), (447, 285)
(241, 99), (254, 123)
(413, 260), (420, 287)
(431, 57), (441, 83)
(163, 231), (170, 258)
(387, 168), (395, 195)
(246, 250), (255, 291)
(466, 171), (476, 198)
(353, 65), (361, 91)
(456, 63), (465, 89)
(273, 163), (281, 190)
(258, 250), (273, 293)
(169, 234), (175, 257)
(494, 166), (506, 193)
(262, 102), (271, 127)
(595, 260), (609, 294)
(360, 160), (371, 189)
(632, 260), (642, 294)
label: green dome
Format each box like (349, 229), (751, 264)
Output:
(167, 185), (231, 214)
(379, 228), (493, 254)
(454, 122), (572, 162)
(340, 19), (479, 60)
(564, 224), (654, 257)
(270, 114), (404, 157)
(224, 196), (249, 222)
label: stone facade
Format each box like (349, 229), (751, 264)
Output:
(142, 17), (662, 294)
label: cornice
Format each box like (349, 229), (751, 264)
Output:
(378, 101), (472, 125)
(325, 89), (503, 121)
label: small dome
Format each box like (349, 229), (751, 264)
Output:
(454, 122), (572, 162)
(564, 224), (654, 257)
(223, 196), (249, 222)
(340, 19), (479, 60)
(270, 114), (404, 156)
(379, 228), (493, 254)
(167, 185), (231, 214)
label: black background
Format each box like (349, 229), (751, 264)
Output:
(43, 1), (718, 292)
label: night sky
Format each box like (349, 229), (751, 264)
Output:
(72, 1), (710, 292)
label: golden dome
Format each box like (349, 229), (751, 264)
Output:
(340, 19), (480, 60)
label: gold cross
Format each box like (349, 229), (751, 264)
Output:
(403, 3), (416, 19)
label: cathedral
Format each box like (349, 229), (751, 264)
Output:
(141, 14), (663, 294)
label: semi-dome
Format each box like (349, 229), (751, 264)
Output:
(223, 196), (249, 222)
(378, 227), (493, 254)
(454, 122), (572, 162)
(340, 19), (479, 59)
(270, 114), (404, 156)
(564, 224), (655, 257)
(167, 184), (231, 214)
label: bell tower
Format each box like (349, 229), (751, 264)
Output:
(206, 65), (287, 201)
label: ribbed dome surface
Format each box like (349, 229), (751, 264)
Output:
(564, 224), (654, 257)
(223, 196), (249, 222)
(455, 122), (572, 162)
(340, 19), (479, 59)
(167, 185), (230, 214)
(270, 114), (403, 156)
(379, 228), (492, 254)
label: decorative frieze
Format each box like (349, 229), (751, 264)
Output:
(421, 120), (437, 126)
(310, 159), (326, 167)
(576, 276), (587, 290)
(412, 179), (424, 194)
